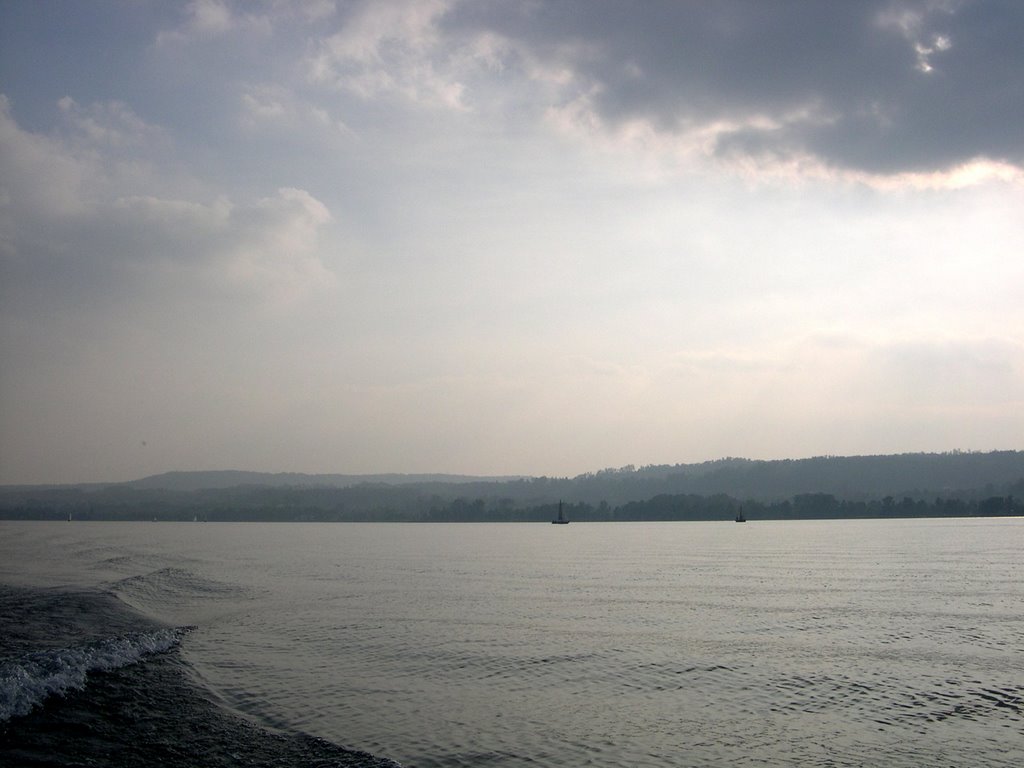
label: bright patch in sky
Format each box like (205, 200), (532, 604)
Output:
(1, 0), (1022, 483)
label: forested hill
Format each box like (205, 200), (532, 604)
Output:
(563, 450), (1024, 505)
(120, 450), (1024, 503)
(1, 451), (1021, 522)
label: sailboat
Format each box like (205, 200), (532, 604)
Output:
(734, 506), (746, 523)
(551, 500), (570, 525)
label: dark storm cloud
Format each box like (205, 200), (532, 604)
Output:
(444, 0), (1024, 173)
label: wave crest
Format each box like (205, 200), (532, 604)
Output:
(0, 626), (192, 721)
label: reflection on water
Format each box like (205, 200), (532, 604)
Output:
(2, 519), (1022, 767)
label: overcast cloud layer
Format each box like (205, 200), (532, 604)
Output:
(1, 0), (1022, 484)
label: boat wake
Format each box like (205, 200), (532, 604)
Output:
(0, 627), (191, 721)
(0, 584), (401, 768)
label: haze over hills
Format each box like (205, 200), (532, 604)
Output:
(126, 470), (527, 493)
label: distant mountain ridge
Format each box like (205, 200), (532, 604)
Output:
(126, 470), (526, 492)
(125, 450), (1020, 502)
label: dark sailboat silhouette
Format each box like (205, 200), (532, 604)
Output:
(552, 500), (570, 524)
(734, 506), (746, 523)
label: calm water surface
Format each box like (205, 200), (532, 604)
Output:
(2, 519), (1022, 767)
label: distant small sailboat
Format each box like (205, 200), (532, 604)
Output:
(552, 500), (570, 525)
(734, 507), (746, 523)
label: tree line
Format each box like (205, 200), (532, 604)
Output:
(2, 488), (1019, 522)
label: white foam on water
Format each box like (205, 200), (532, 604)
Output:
(0, 626), (191, 721)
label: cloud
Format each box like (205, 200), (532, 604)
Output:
(185, 0), (234, 35)
(239, 84), (354, 137)
(0, 97), (335, 311)
(441, 0), (1024, 176)
(57, 97), (168, 149)
(213, 187), (336, 302)
(0, 95), (92, 219)
(307, 0), (470, 108)
(157, 0), (272, 44)
(69, 188), (335, 308)
(151, 1), (1024, 180)
(0, 94), (183, 233)
(241, 88), (287, 122)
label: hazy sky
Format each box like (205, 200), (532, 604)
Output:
(1, 0), (1022, 484)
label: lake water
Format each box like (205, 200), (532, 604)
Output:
(1, 518), (1022, 767)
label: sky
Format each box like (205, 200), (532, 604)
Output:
(1, 0), (1022, 485)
